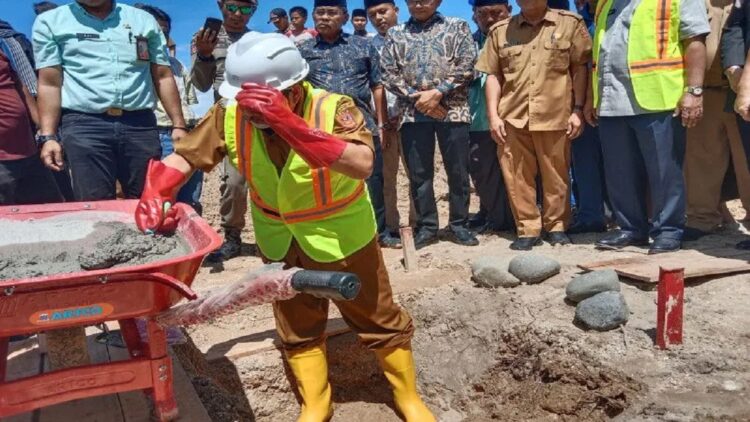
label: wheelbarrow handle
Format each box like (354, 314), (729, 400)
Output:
(291, 270), (361, 301)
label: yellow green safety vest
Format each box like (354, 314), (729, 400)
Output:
(223, 81), (376, 263)
(592, 0), (685, 111)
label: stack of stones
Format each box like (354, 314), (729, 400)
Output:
(471, 254), (561, 289)
(566, 269), (629, 331)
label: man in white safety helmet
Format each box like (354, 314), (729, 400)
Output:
(135, 32), (435, 422)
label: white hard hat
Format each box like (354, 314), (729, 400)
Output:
(218, 32), (310, 100)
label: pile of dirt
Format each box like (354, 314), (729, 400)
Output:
(175, 283), (645, 422)
(398, 285), (644, 422)
(464, 327), (641, 421)
(0, 220), (189, 280)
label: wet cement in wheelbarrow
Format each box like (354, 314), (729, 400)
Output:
(0, 221), (190, 280)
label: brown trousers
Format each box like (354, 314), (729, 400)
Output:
(382, 131), (416, 232)
(272, 238), (414, 351)
(499, 126), (571, 237)
(685, 88), (750, 231)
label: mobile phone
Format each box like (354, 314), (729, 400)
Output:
(203, 18), (223, 33)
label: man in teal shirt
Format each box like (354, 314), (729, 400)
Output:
(469, 0), (514, 233)
(33, 0), (187, 201)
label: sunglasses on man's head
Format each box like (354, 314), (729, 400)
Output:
(225, 3), (257, 15)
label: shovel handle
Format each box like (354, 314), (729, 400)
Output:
(291, 271), (361, 301)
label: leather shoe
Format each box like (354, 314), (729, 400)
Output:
(206, 231), (242, 262)
(566, 221), (607, 235)
(595, 230), (648, 250)
(545, 231), (571, 246)
(468, 213), (487, 229)
(414, 230), (438, 250)
(510, 236), (542, 251)
(449, 227), (479, 246)
(682, 226), (710, 242)
(379, 233), (402, 249)
(648, 237), (681, 254)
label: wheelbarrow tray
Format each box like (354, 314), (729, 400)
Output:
(0, 200), (221, 420)
(0, 200), (222, 337)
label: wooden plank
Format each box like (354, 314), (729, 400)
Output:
(169, 350), (212, 422)
(38, 330), (125, 422)
(2, 337), (43, 422)
(579, 249), (750, 283)
(206, 317), (352, 362)
(400, 227), (418, 272)
(107, 328), (211, 422)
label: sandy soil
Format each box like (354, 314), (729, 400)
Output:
(175, 162), (750, 422)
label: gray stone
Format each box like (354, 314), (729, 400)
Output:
(507, 254), (561, 284)
(566, 269), (621, 303)
(471, 257), (520, 288)
(574, 291), (629, 331)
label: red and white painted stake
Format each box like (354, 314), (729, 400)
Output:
(656, 267), (685, 349)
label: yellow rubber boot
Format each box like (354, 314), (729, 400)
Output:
(374, 346), (436, 422)
(285, 345), (334, 422)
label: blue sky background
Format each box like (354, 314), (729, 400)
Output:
(1, 0), (571, 115)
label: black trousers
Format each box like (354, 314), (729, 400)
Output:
(365, 136), (387, 238)
(0, 155), (63, 205)
(401, 122), (471, 234)
(738, 115), (750, 170)
(469, 131), (514, 231)
(60, 110), (161, 201)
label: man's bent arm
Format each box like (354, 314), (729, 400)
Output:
(152, 64), (186, 128)
(37, 66), (62, 136)
(330, 143), (374, 180)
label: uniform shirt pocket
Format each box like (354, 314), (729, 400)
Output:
(499, 45), (524, 74)
(544, 39), (571, 71)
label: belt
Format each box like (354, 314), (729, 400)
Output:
(105, 107), (125, 117)
(62, 108), (150, 117)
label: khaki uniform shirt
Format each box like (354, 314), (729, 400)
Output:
(174, 95), (373, 173)
(190, 26), (247, 101)
(475, 9), (592, 131)
(705, 0), (734, 88)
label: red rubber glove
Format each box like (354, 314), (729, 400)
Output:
(236, 83), (347, 168)
(135, 159), (186, 234)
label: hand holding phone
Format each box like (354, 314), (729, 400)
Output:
(195, 18), (222, 58)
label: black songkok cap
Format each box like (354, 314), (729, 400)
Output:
(314, 0), (348, 8)
(364, 0), (395, 8)
(352, 8), (367, 17)
(471, 0), (509, 6)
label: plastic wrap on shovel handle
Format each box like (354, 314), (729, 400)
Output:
(291, 270), (361, 301)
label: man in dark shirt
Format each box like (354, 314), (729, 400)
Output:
(299, 0), (399, 247)
(0, 50), (62, 205)
(352, 8), (371, 37)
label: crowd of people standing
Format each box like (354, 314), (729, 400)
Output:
(4, 0), (750, 258)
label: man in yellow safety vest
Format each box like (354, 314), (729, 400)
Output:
(134, 32), (435, 422)
(587, 0), (709, 254)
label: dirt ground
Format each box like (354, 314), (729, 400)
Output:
(175, 163), (750, 422)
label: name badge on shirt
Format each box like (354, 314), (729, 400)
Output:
(135, 36), (150, 61)
(76, 33), (100, 41)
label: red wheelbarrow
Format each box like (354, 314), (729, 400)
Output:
(0, 200), (360, 421)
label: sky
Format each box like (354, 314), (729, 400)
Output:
(1, 0), (574, 115)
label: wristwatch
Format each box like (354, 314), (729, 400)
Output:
(686, 86), (704, 96)
(35, 133), (58, 148)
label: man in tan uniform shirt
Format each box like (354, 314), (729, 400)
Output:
(684, 0), (750, 239)
(475, 0), (592, 250)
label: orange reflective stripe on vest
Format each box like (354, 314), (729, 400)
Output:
(235, 90), (366, 225)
